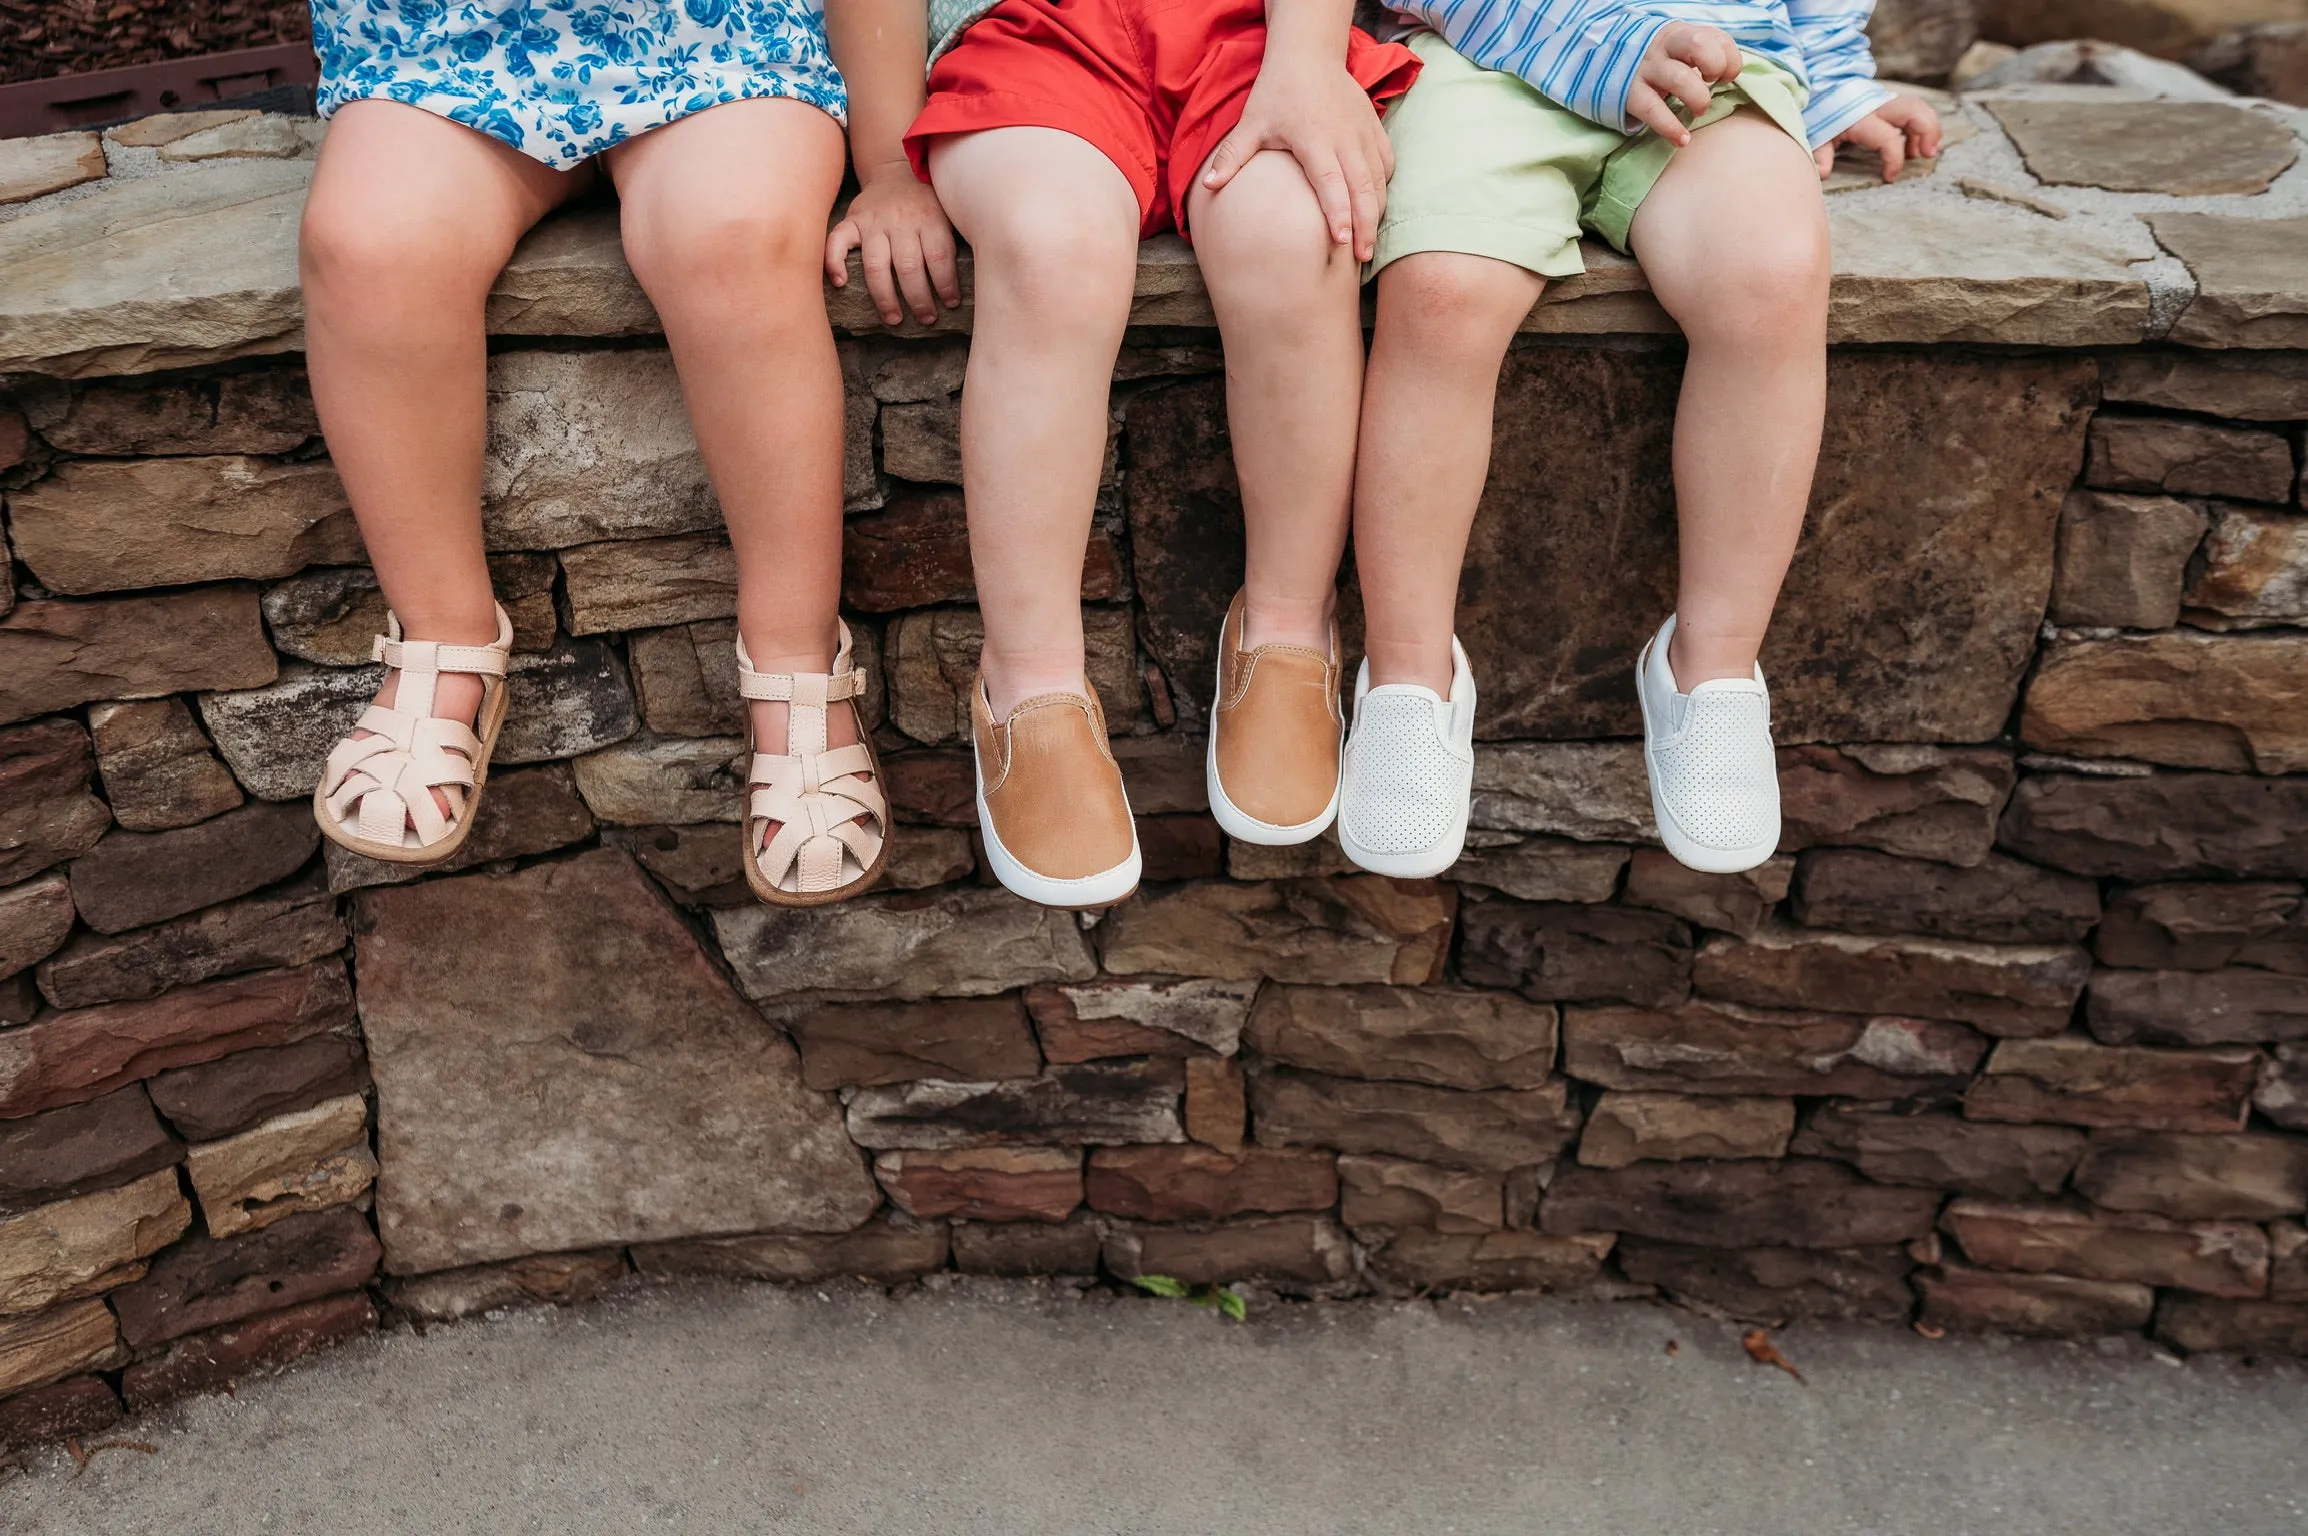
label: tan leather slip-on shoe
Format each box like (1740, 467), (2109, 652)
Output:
(971, 674), (1141, 909)
(1206, 590), (1344, 846)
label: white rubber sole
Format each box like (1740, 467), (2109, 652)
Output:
(1636, 631), (1781, 876)
(1336, 818), (1467, 880)
(1205, 646), (1341, 847)
(973, 766), (1140, 911)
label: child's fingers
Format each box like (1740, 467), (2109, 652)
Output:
(825, 220), (859, 288)
(1344, 149), (1382, 262)
(1625, 83), (1690, 146)
(1658, 60), (1711, 118)
(1814, 142), (1835, 178)
(891, 235), (940, 325)
(1306, 153), (1356, 248)
(1201, 127), (1253, 192)
(861, 231), (905, 326)
(922, 222), (963, 309)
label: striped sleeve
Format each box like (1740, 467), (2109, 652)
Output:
(1401, 0), (1683, 132)
(1785, 0), (1894, 145)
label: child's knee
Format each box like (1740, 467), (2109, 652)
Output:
(1376, 252), (1541, 356)
(299, 196), (485, 303)
(1677, 218), (1829, 345)
(623, 200), (820, 295)
(965, 200), (1138, 328)
(1194, 152), (1340, 298)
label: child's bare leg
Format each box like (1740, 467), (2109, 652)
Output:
(606, 99), (851, 761)
(928, 128), (1141, 718)
(1355, 253), (1546, 692)
(301, 101), (586, 819)
(1186, 151), (1365, 650)
(1629, 109), (1830, 688)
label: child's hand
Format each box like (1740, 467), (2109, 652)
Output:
(826, 165), (962, 328)
(1629, 22), (1742, 145)
(1201, 53), (1391, 263)
(1813, 95), (1943, 182)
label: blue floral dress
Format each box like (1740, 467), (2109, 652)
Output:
(312, 0), (846, 168)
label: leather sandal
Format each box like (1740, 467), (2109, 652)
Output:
(738, 621), (890, 907)
(313, 604), (514, 865)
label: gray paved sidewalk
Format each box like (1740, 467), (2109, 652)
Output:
(5, 1279), (2305, 1535)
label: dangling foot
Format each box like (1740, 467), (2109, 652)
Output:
(738, 621), (890, 906)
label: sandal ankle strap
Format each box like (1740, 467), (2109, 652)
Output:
(372, 605), (514, 678)
(734, 620), (865, 701)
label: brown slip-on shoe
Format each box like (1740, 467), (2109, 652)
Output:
(1207, 590), (1344, 845)
(971, 674), (1141, 908)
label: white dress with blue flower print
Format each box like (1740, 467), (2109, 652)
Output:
(312, 0), (846, 168)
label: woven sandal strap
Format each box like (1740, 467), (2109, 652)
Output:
(370, 604), (514, 676)
(738, 667), (866, 703)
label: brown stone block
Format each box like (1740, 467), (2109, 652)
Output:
(569, 733), (744, 827)
(0, 974), (35, 1028)
(2087, 966), (2308, 1047)
(2156, 1295), (2308, 1356)
(2098, 350), (2308, 424)
(883, 826), (975, 892)
(844, 488), (1119, 612)
(845, 1060), (1184, 1150)
(1999, 771), (2308, 881)
(1183, 1055), (1246, 1152)
(0, 961), (354, 1119)
(0, 1300), (124, 1397)
(789, 996), (1042, 1089)
(1614, 1238), (1914, 1323)
(1454, 835), (1631, 904)
(2094, 882), (2307, 973)
(1562, 998), (1986, 1098)
(478, 349), (719, 551)
(951, 1214), (1104, 1277)
(2073, 1131), (2308, 1221)
(632, 1217), (950, 1285)
(38, 369), (315, 455)
(559, 533), (736, 635)
(1243, 984), (1557, 1091)
(0, 717), (111, 885)
(2021, 631), (2308, 775)
(1777, 744), (2015, 868)
(1695, 923), (2089, 1038)
(625, 620), (741, 738)
(2259, 1043), (2308, 1131)
(0, 1086), (181, 1210)
(875, 1147), (1082, 1223)
(1791, 848), (2101, 945)
(0, 1374), (122, 1455)
(383, 1248), (628, 1323)
(1539, 1159), (1943, 1249)
(1111, 733), (1209, 815)
(1459, 899), (1691, 1007)
(882, 749), (975, 826)
(612, 822), (749, 906)
(0, 1168), (190, 1316)
(85, 697), (244, 833)
(1470, 743), (1654, 843)
(109, 1205), (381, 1348)
(1099, 878), (1455, 987)
(2049, 490), (2209, 630)
(68, 800), (320, 936)
(1137, 814), (1221, 881)
(1025, 977), (1255, 1063)
(2184, 505), (2308, 630)
(185, 1094), (375, 1239)
(886, 605), (1141, 744)
(1917, 1263), (2153, 1338)
(0, 871), (73, 982)
(1337, 1155), (1503, 1233)
(714, 885), (1097, 1003)
(2083, 415), (2295, 504)
(39, 878), (343, 1010)
(1122, 377), (1248, 719)
(1250, 1069), (1579, 1172)
(2271, 1220), (2307, 1301)
(1788, 1105), (2082, 1200)
(1942, 1197), (2267, 1298)
(880, 399), (962, 484)
(1966, 1036), (2260, 1134)
(1576, 1092), (1794, 1169)
(11, 457), (358, 596)
(1371, 1229), (1613, 1293)
(1086, 1145), (1335, 1222)
(262, 555), (559, 666)
(324, 762), (597, 893)
(121, 1291), (377, 1412)
(145, 1034), (368, 1143)
(1620, 850), (1792, 938)
(1103, 1215), (1352, 1288)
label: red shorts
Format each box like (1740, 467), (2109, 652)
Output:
(905, 0), (1421, 240)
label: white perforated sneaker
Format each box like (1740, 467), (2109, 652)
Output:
(1636, 615), (1781, 874)
(1336, 640), (1476, 879)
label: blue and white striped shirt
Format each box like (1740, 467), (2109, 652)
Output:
(1386, 0), (1894, 147)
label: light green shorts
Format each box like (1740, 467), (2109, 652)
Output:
(1372, 33), (1812, 278)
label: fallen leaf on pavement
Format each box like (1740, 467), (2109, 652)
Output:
(1742, 1328), (1805, 1384)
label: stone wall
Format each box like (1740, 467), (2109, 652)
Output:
(6, 80), (2308, 1459)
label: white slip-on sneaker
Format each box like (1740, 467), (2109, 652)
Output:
(1636, 614), (1781, 874)
(1336, 639), (1476, 879)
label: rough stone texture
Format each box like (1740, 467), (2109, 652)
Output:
(0, 133), (106, 205)
(262, 554), (558, 665)
(324, 763), (596, 893)
(1917, 1263), (2155, 1338)
(2084, 416), (2296, 505)
(1086, 1145), (1336, 1222)
(0, 872), (73, 983)
(157, 115), (316, 163)
(715, 886), (1097, 1003)
(1120, 378), (1245, 718)
(0, 588), (276, 727)
(2276, 1221), (2308, 1300)
(1111, 733), (1209, 815)
(0, 1300), (124, 1397)
(1788, 1105), (2084, 1199)
(1999, 771), (2308, 880)
(1777, 745), (2015, 868)
(630, 1219), (950, 1287)
(183, 1093), (374, 1239)
(1100, 878), (1454, 987)
(625, 621), (741, 737)
(1695, 924), (2090, 1038)
(1102, 1216), (1353, 1289)
(880, 749), (975, 826)
(8, 456), (358, 595)
(2186, 505), (2308, 630)
(1867, 0), (1981, 79)
(1987, 100), (2298, 196)
(1541, 1159), (1943, 1249)
(144, 1034), (368, 1144)
(1576, 1092), (1795, 1170)
(559, 534), (736, 634)
(0, 719), (110, 887)
(107, 1206), (380, 1349)
(2152, 214), (2308, 350)
(353, 850), (877, 1274)
(2096, 881), (2308, 973)
(35, 368), (315, 456)
(2099, 349), (2308, 423)
(1791, 849), (2102, 945)
(2259, 1043), (2308, 1131)
(887, 605), (1141, 744)
(0, 1087), (180, 1211)
(569, 734), (743, 826)
(38, 880), (342, 1010)
(1184, 1056), (1247, 1153)
(2048, 491), (2208, 630)
(0, 961), (353, 1119)
(2073, 1132), (2308, 1221)
(2023, 632), (2308, 776)
(1562, 999), (1989, 1097)
(950, 1215), (1104, 1276)
(788, 997), (1042, 1090)
(1250, 1071), (1579, 1172)
(1242, 985), (1558, 1091)
(1459, 899), (1692, 1008)
(844, 488), (1119, 612)
(1966, 1036), (2260, 1134)
(844, 1061), (1184, 1150)
(0, 1374), (122, 1456)
(884, 826), (975, 892)
(2088, 966), (2308, 1047)
(85, 698), (243, 833)
(873, 1148), (1082, 1223)
(1614, 1239), (1915, 1323)
(119, 1291), (377, 1413)
(0, 1170), (190, 1316)
(380, 1249), (627, 1323)
(613, 822), (750, 905)
(1452, 837), (1631, 905)
(1024, 977), (1255, 1062)
(1620, 851), (1791, 939)
(2156, 1295), (2308, 1355)
(1942, 1198), (2268, 1298)
(1470, 743), (1654, 842)
(1337, 1155), (1503, 1233)
(1370, 1229), (1616, 1293)
(1137, 814), (1223, 882)
(67, 800), (319, 936)
(479, 350), (715, 550)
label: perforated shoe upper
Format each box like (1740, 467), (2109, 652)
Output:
(1338, 642), (1476, 864)
(1637, 617), (1780, 863)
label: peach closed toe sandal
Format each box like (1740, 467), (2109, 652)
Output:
(738, 621), (890, 907)
(314, 604), (513, 865)
(1206, 590), (1343, 846)
(971, 675), (1141, 910)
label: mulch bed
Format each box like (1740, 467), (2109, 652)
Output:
(1, 0), (310, 86)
